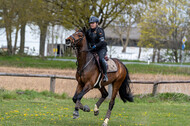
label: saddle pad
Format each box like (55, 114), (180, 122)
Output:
(107, 59), (118, 73)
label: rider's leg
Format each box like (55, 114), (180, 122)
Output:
(98, 49), (108, 82)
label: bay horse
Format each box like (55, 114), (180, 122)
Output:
(66, 29), (133, 126)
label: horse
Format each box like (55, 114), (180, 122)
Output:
(66, 29), (133, 126)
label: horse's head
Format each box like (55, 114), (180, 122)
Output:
(66, 30), (85, 49)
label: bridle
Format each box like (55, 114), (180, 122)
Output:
(69, 32), (85, 49)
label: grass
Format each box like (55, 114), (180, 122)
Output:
(0, 55), (76, 69)
(135, 93), (190, 103)
(126, 64), (190, 75)
(0, 90), (190, 126)
(47, 56), (77, 59)
(0, 89), (67, 101)
(120, 59), (146, 63)
(0, 55), (190, 75)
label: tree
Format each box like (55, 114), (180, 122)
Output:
(0, 0), (18, 55)
(112, 2), (143, 53)
(0, 0), (33, 55)
(138, 0), (189, 63)
(0, 11), (3, 28)
(17, 0), (32, 55)
(44, 0), (140, 30)
(30, 0), (57, 57)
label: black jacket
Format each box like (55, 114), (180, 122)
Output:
(86, 27), (107, 51)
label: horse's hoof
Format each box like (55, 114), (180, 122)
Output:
(94, 110), (99, 116)
(83, 105), (90, 112)
(102, 122), (107, 126)
(73, 110), (79, 119)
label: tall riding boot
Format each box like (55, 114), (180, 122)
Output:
(101, 59), (108, 82)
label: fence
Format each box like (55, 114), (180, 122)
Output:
(130, 80), (190, 96)
(0, 72), (190, 97)
(0, 72), (75, 93)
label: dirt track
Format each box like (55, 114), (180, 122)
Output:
(0, 66), (190, 98)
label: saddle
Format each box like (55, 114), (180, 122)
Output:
(93, 53), (118, 73)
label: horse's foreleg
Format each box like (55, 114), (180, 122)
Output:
(73, 84), (92, 119)
(72, 84), (83, 103)
(72, 84), (85, 111)
(73, 84), (89, 111)
(102, 85), (117, 126)
(75, 91), (91, 112)
(94, 86), (108, 116)
(73, 93), (87, 111)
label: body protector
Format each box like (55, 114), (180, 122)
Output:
(86, 27), (107, 51)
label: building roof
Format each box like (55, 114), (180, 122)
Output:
(104, 26), (141, 40)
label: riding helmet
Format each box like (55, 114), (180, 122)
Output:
(89, 16), (99, 23)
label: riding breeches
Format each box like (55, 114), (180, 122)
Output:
(97, 49), (108, 75)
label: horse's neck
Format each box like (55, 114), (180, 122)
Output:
(77, 51), (92, 68)
(77, 38), (93, 71)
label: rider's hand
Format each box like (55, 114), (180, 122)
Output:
(92, 45), (96, 49)
(89, 48), (95, 52)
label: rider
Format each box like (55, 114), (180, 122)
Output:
(86, 16), (108, 82)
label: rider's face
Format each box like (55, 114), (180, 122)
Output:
(90, 22), (97, 29)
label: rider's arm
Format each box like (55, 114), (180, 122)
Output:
(95, 28), (107, 49)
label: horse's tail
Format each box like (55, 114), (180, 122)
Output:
(119, 62), (134, 103)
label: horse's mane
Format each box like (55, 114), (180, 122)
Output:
(78, 27), (87, 36)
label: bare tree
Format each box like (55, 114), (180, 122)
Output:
(44, 0), (142, 29)
(112, 3), (143, 53)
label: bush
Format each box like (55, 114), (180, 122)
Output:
(0, 90), (17, 100)
(157, 93), (190, 102)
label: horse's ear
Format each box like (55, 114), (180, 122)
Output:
(82, 27), (87, 33)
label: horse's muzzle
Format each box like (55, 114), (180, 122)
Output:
(65, 39), (72, 47)
(65, 39), (71, 45)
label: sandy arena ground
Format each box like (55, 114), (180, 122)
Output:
(0, 66), (190, 98)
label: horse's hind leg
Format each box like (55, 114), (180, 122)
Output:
(102, 83), (120, 126)
(94, 86), (108, 116)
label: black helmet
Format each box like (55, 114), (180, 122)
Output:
(89, 16), (99, 23)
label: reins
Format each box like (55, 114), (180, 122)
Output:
(76, 55), (94, 76)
